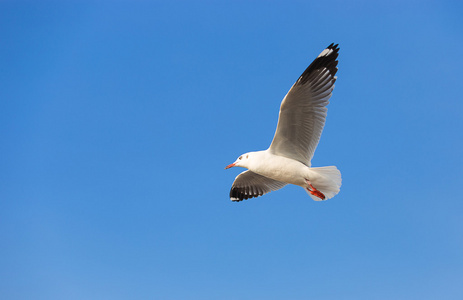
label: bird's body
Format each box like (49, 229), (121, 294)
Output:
(226, 43), (342, 202)
(243, 151), (310, 187)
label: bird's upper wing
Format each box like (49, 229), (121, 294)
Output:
(268, 43), (339, 166)
(230, 170), (287, 201)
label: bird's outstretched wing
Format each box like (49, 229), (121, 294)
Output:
(268, 43), (339, 166)
(230, 170), (287, 201)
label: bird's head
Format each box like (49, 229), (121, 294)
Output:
(225, 153), (252, 169)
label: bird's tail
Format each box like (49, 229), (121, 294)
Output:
(305, 166), (342, 201)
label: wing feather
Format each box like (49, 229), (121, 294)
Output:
(268, 44), (339, 166)
(230, 170), (287, 201)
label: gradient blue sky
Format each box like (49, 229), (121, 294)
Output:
(1, 1), (463, 299)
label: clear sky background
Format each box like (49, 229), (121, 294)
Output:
(1, 1), (462, 299)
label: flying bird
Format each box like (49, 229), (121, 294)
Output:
(225, 43), (342, 202)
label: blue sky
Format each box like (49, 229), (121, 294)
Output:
(1, 1), (462, 299)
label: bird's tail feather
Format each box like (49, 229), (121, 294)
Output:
(305, 166), (342, 201)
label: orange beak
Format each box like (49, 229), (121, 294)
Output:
(224, 163), (236, 169)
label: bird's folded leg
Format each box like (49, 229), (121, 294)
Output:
(305, 180), (326, 200)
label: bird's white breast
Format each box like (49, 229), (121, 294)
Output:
(249, 151), (310, 186)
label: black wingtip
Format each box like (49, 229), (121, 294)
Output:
(229, 186), (262, 202)
(296, 43), (340, 86)
(327, 43), (340, 51)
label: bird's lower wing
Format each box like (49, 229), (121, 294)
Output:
(230, 170), (287, 201)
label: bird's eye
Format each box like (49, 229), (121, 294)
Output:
(239, 156), (242, 160)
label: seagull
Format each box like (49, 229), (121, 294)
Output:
(225, 43), (342, 202)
